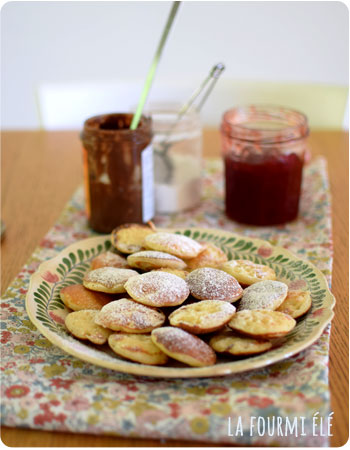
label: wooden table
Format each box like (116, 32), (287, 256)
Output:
(1, 129), (348, 447)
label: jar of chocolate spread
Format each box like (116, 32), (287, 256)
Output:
(81, 113), (154, 233)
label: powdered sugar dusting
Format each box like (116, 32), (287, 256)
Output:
(125, 271), (189, 307)
(128, 251), (184, 262)
(84, 267), (138, 288)
(152, 327), (216, 364)
(91, 251), (128, 269)
(186, 268), (243, 302)
(144, 232), (203, 258)
(95, 298), (165, 331)
(238, 280), (288, 311)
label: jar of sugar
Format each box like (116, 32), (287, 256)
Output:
(148, 103), (202, 214)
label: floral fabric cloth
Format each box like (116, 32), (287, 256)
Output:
(1, 157), (333, 446)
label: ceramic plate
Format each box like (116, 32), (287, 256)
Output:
(26, 228), (335, 378)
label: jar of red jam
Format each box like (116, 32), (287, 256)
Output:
(221, 106), (309, 226)
(81, 113), (154, 233)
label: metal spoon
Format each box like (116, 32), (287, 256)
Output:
(154, 63), (225, 183)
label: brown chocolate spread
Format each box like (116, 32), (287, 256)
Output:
(81, 113), (153, 233)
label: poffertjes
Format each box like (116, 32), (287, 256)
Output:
(94, 298), (165, 333)
(125, 271), (189, 307)
(108, 333), (168, 365)
(144, 232), (204, 259)
(186, 268), (243, 302)
(168, 300), (236, 334)
(60, 284), (112, 311)
(228, 310), (296, 339)
(65, 310), (112, 344)
(83, 267), (138, 294)
(151, 327), (216, 367)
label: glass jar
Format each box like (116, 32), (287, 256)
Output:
(221, 105), (309, 225)
(81, 113), (154, 233)
(148, 103), (202, 214)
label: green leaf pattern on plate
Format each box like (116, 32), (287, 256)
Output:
(33, 232), (329, 359)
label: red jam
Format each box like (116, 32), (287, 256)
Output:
(221, 106), (309, 226)
(224, 152), (304, 225)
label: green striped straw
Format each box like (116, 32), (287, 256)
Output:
(130, 1), (181, 130)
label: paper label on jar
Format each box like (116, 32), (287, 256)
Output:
(141, 144), (155, 222)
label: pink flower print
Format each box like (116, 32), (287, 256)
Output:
(237, 395), (273, 409)
(64, 396), (90, 411)
(50, 378), (75, 390)
(29, 358), (45, 364)
(206, 386), (229, 395)
(168, 403), (180, 418)
(20, 396), (38, 410)
(138, 409), (165, 424)
(73, 231), (90, 240)
(34, 405), (66, 426)
(1, 330), (12, 344)
(42, 271), (59, 283)
(40, 238), (55, 249)
(5, 384), (30, 398)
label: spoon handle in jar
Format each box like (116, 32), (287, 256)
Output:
(130, 1), (181, 130)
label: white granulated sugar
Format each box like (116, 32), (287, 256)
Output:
(85, 267), (138, 287)
(187, 268), (242, 301)
(238, 280), (288, 311)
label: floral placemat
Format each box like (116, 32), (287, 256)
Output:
(1, 157), (333, 446)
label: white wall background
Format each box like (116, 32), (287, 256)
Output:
(1, 1), (348, 129)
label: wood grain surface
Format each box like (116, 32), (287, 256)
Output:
(1, 129), (348, 447)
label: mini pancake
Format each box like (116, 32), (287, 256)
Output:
(276, 290), (312, 318)
(60, 284), (112, 311)
(125, 271), (189, 307)
(91, 251), (129, 270)
(185, 242), (228, 271)
(221, 259), (276, 286)
(108, 333), (168, 365)
(186, 267), (243, 302)
(111, 223), (155, 254)
(95, 298), (165, 333)
(65, 310), (112, 345)
(209, 329), (272, 355)
(127, 250), (186, 271)
(238, 280), (288, 311)
(228, 310), (296, 339)
(168, 300), (236, 334)
(144, 232), (204, 259)
(151, 327), (216, 367)
(83, 267), (138, 294)
(154, 268), (189, 280)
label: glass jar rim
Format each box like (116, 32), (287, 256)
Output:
(221, 105), (309, 144)
(83, 113), (151, 134)
(144, 102), (201, 133)
(81, 113), (152, 144)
